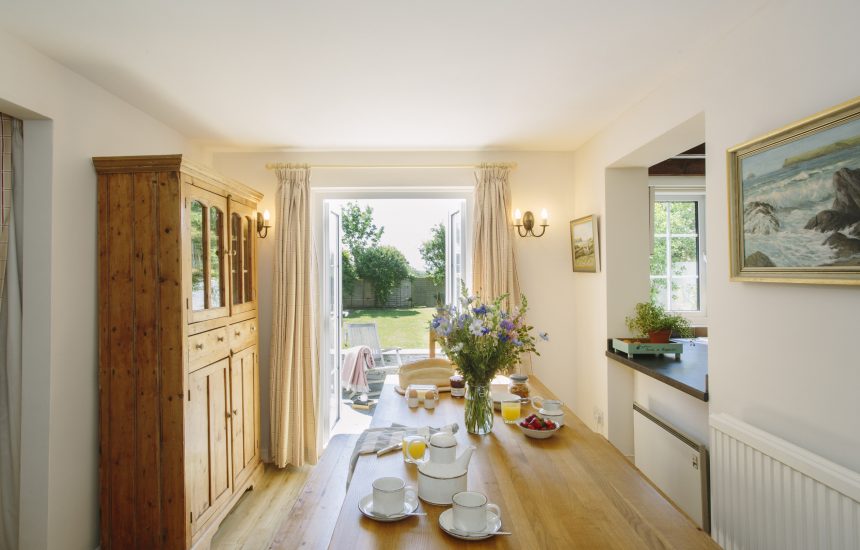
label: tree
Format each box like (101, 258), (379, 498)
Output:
(341, 249), (358, 296)
(341, 201), (383, 258)
(419, 223), (446, 287)
(341, 202), (384, 297)
(356, 245), (410, 306)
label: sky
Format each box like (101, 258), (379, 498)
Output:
(330, 198), (462, 270)
(741, 116), (860, 179)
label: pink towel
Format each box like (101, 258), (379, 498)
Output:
(341, 345), (375, 394)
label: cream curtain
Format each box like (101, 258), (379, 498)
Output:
(472, 164), (531, 373)
(472, 164), (521, 307)
(0, 114), (22, 550)
(270, 166), (320, 468)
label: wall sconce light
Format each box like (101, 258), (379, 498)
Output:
(513, 208), (548, 237)
(256, 210), (271, 239)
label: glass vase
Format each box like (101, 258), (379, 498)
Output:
(464, 382), (494, 435)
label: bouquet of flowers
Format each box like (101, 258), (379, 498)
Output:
(431, 286), (546, 434)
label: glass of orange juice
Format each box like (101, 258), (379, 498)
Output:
(501, 398), (521, 424)
(402, 435), (427, 464)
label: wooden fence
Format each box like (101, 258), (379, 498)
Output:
(343, 277), (444, 308)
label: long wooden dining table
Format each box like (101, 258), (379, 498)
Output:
(326, 376), (718, 549)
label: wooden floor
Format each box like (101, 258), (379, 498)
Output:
(212, 433), (358, 550)
(211, 463), (312, 550)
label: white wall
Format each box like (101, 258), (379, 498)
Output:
(211, 151), (576, 458)
(0, 30), (192, 550)
(571, 0), (860, 482)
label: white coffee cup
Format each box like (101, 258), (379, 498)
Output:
(372, 477), (416, 517)
(452, 491), (501, 533)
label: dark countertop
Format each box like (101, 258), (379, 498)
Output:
(605, 338), (709, 402)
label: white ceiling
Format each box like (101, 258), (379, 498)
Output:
(1, 1), (749, 151)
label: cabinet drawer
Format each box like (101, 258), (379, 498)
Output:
(229, 318), (257, 352)
(188, 327), (229, 370)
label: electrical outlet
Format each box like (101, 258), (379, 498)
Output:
(592, 406), (604, 428)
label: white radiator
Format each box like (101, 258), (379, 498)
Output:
(710, 413), (860, 550)
(633, 404), (710, 531)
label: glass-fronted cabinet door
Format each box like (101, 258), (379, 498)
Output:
(186, 184), (230, 323)
(228, 199), (257, 315)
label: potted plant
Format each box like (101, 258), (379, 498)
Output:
(431, 286), (544, 435)
(625, 302), (693, 343)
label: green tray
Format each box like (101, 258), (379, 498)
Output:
(612, 338), (682, 359)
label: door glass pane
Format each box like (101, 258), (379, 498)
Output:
(209, 207), (224, 308)
(190, 201), (205, 311)
(447, 209), (462, 304)
(328, 210), (341, 429)
(670, 237), (699, 276)
(243, 217), (252, 303)
(653, 201), (668, 234)
(650, 237), (667, 276)
(671, 278), (699, 311)
(231, 213), (241, 305)
(669, 201), (697, 234)
(650, 277), (668, 310)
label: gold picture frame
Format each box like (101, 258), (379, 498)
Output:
(728, 95), (860, 285)
(570, 215), (599, 273)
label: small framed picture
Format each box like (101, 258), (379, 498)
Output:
(570, 215), (599, 272)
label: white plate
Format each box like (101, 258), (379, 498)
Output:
(438, 508), (503, 540)
(358, 493), (419, 522)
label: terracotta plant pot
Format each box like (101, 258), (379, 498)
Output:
(648, 329), (672, 343)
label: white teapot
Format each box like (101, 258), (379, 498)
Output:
(416, 432), (475, 505)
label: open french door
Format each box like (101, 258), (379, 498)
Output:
(323, 205), (342, 433)
(445, 200), (467, 305)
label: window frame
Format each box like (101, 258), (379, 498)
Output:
(649, 189), (707, 324)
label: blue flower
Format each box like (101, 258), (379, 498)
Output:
(513, 338), (523, 347)
(539, 332), (549, 341)
(500, 319), (514, 331)
(472, 305), (488, 316)
(431, 317), (442, 329)
(498, 332), (510, 343)
(481, 327), (491, 335)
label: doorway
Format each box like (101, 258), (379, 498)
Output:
(316, 192), (472, 438)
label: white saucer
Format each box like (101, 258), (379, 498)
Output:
(358, 493), (419, 522)
(438, 508), (502, 540)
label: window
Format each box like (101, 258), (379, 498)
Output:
(650, 191), (706, 314)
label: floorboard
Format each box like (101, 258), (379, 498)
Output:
(212, 434), (358, 550)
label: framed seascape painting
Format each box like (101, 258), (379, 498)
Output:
(728, 96), (860, 285)
(570, 215), (599, 272)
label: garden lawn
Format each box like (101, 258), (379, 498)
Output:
(343, 307), (435, 350)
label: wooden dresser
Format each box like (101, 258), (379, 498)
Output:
(95, 155), (264, 549)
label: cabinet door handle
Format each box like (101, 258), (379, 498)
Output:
(234, 330), (241, 337)
(250, 326), (255, 332)
(233, 409), (238, 416)
(195, 343), (204, 350)
(217, 336), (225, 342)
(226, 411), (232, 419)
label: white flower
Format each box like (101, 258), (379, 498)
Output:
(469, 319), (484, 336)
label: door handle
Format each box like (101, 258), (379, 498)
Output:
(195, 343), (204, 350)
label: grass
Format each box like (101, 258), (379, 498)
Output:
(343, 307), (435, 349)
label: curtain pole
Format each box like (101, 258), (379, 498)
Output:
(264, 162), (517, 170)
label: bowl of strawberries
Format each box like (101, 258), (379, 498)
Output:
(518, 414), (560, 439)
